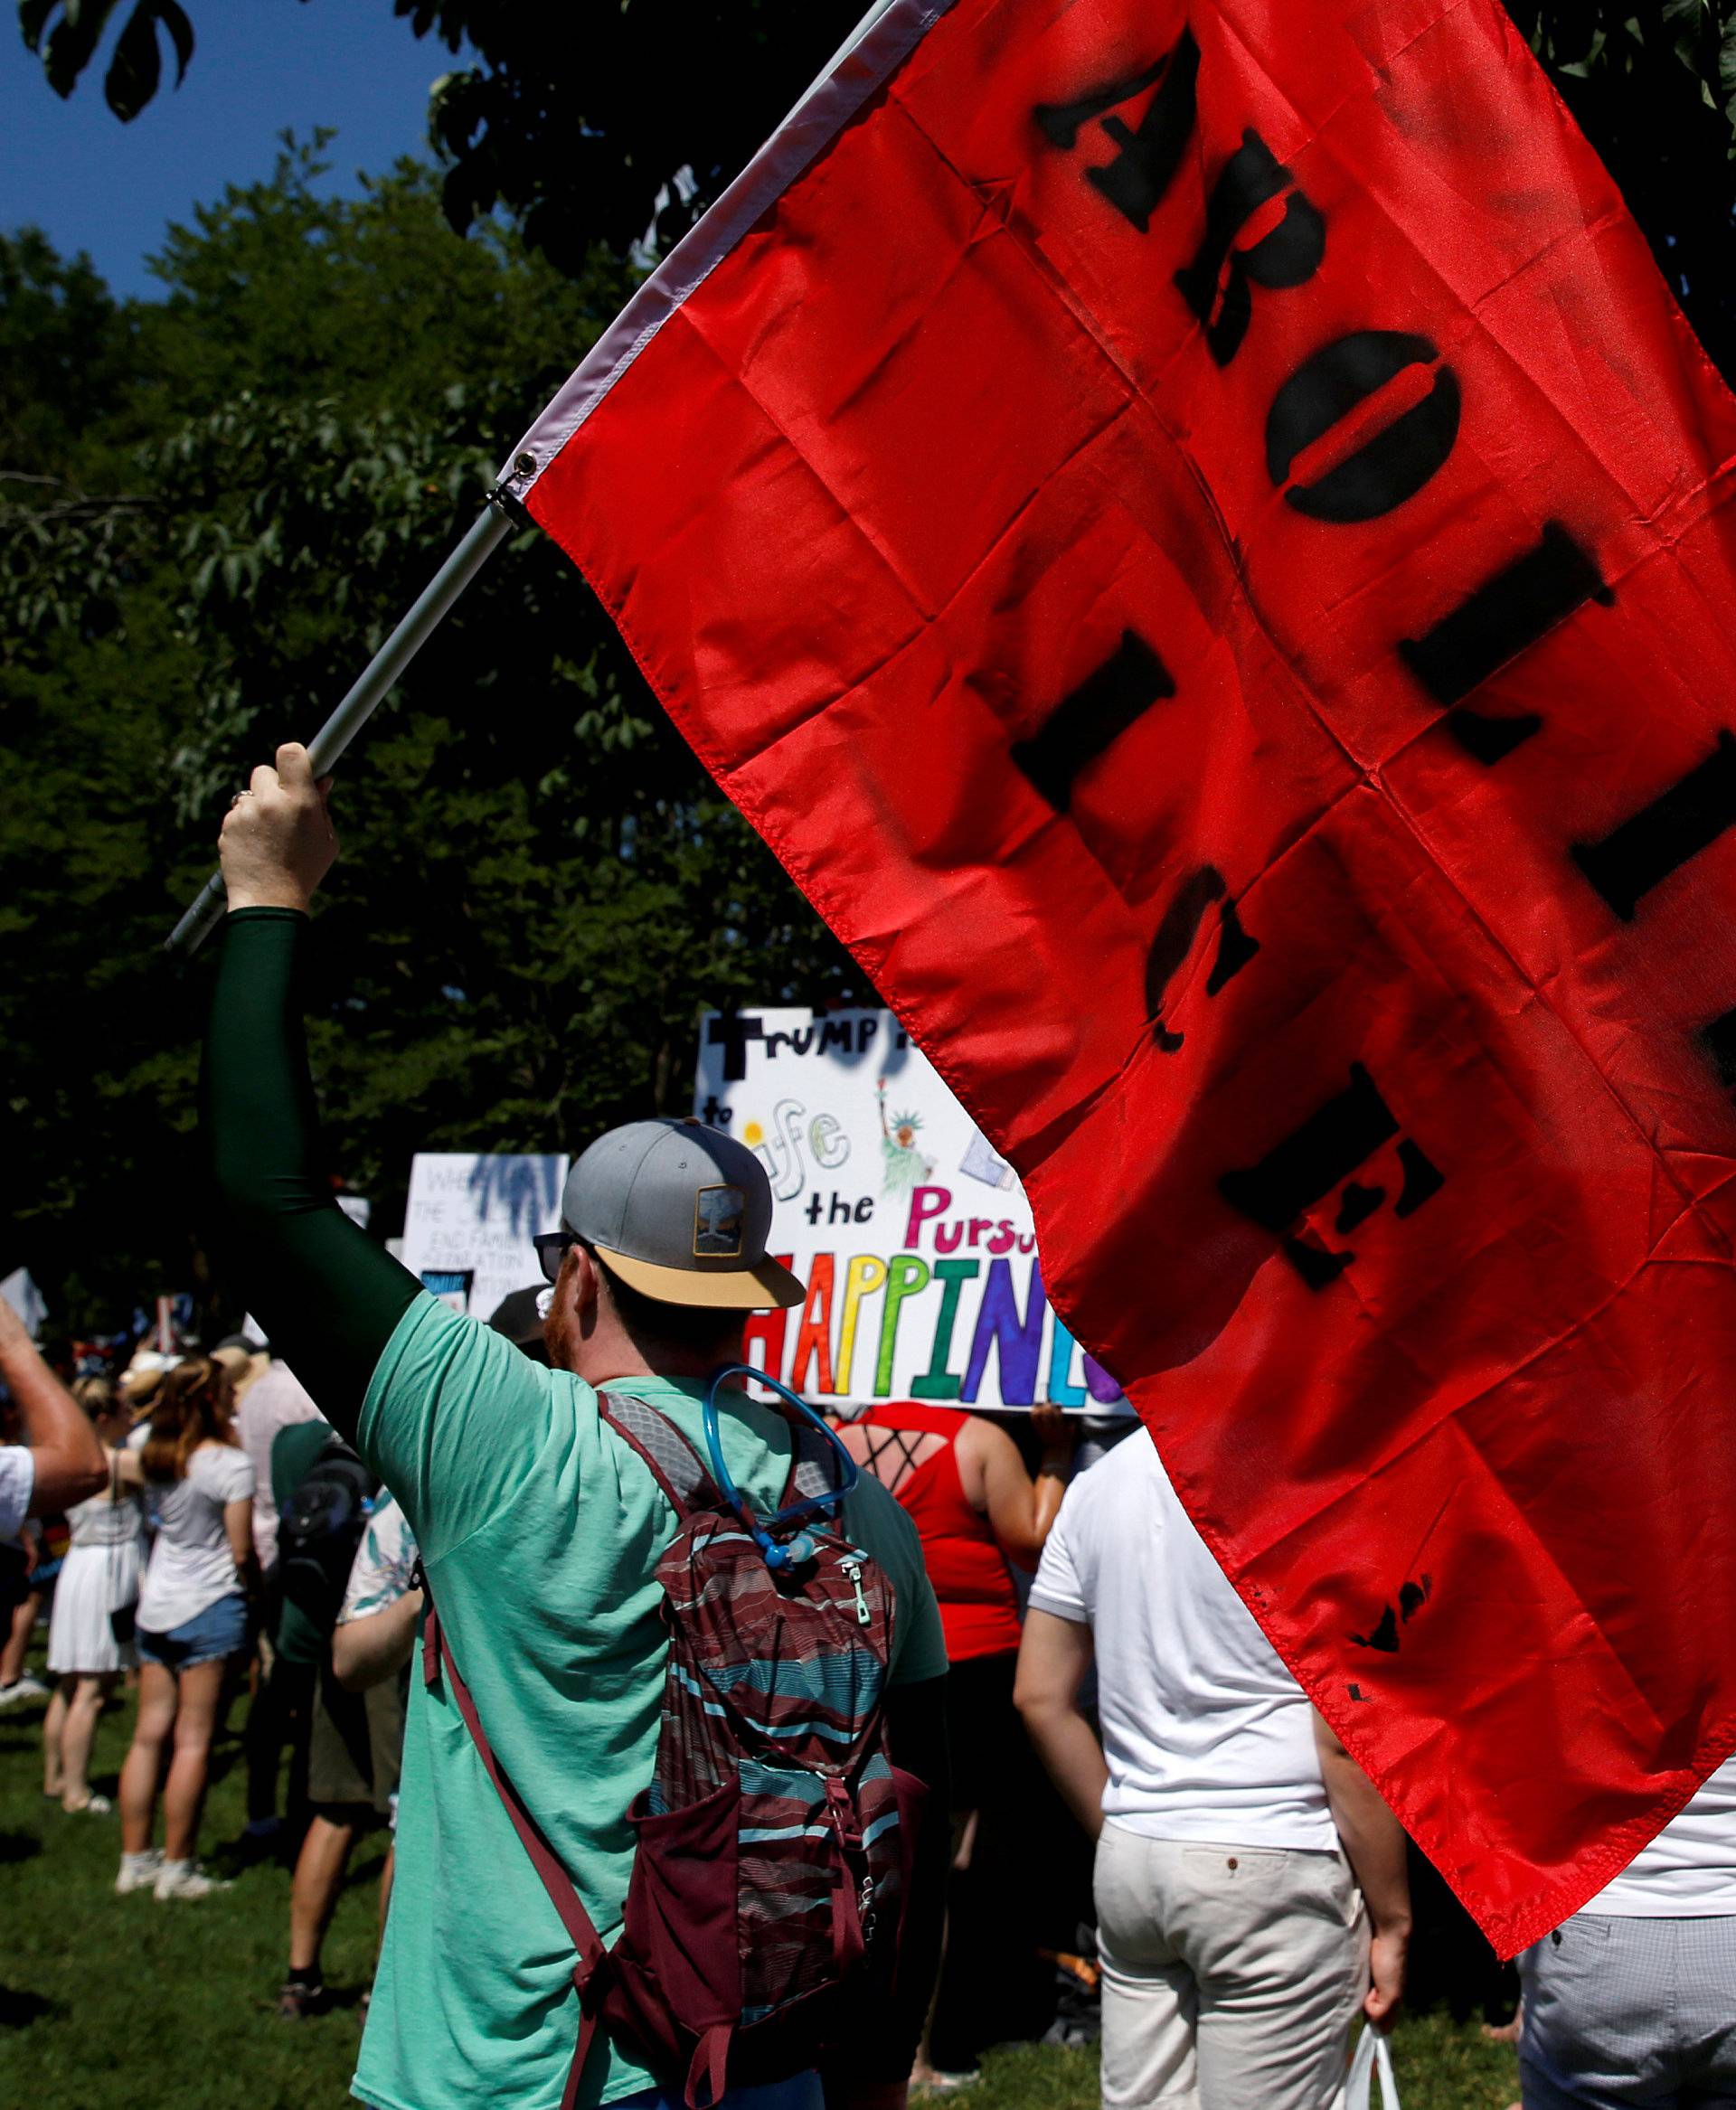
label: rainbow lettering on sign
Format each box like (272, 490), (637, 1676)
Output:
(738, 1186), (1126, 1409)
(698, 1006), (1127, 1410)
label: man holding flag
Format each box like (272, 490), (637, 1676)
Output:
(204, 749), (949, 2110)
(169, 0), (1736, 2027)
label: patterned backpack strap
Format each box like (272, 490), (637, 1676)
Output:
(781, 1410), (846, 1509)
(598, 1390), (726, 1518)
(420, 1579), (609, 2110)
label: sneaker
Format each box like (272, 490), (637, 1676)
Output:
(0, 1675), (48, 1708)
(115, 1850), (164, 1895)
(155, 1859), (232, 1901)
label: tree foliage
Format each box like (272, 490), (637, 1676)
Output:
(0, 147), (863, 1332)
(16, 0), (1736, 372)
(11, 2), (1736, 1341)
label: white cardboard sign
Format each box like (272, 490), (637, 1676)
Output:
(401, 1154), (568, 1324)
(694, 1007), (1124, 1412)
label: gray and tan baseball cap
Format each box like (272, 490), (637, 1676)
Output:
(561, 1119), (804, 1310)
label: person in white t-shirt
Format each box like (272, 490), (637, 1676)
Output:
(0, 1295), (108, 1544)
(1516, 1755), (1736, 2105)
(114, 1355), (259, 1900)
(1014, 1436), (1411, 2110)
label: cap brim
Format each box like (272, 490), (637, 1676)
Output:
(593, 1244), (806, 1311)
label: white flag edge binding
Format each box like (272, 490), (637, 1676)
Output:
(498, 0), (954, 494)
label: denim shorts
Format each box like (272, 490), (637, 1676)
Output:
(136, 1592), (248, 1671)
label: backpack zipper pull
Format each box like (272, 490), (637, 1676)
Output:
(840, 1554), (871, 1627)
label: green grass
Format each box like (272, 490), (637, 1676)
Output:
(0, 1636), (1522, 2108)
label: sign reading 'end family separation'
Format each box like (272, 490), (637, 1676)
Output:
(695, 1008), (1124, 1413)
(401, 1152), (568, 1326)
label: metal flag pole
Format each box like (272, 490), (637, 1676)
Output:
(165, 494), (517, 956)
(163, 0), (897, 959)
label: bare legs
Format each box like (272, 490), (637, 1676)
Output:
(162, 1658), (224, 1861)
(119, 1661), (176, 1855)
(0, 1590), (42, 1686)
(45, 1672), (117, 1809)
(42, 1681), (67, 1796)
(288, 1814), (356, 1977)
(119, 1655), (228, 1860)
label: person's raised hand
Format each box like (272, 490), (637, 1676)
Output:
(1028, 1401), (1080, 1470)
(218, 742), (338, 914)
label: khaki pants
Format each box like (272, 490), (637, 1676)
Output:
(1093, 1823), (1368, 2110)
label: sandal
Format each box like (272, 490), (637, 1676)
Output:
(277, 1975), (328, 2021)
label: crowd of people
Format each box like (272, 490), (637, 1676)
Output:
(0, 743), (1731, 2110)
(0, 1317), (428, 1978)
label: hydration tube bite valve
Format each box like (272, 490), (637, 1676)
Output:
(701, 1364), (860, 1573)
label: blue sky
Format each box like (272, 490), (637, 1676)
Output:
(1, 1), (461, 297)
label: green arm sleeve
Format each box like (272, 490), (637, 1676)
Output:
(203, 908), (422, 1435)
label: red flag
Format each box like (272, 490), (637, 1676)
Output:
(506, 0), (1736, 1952)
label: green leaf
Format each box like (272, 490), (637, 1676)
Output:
(18, 0), (56, 56)
(104, 0), (162, 120)
(156, 0), (192, 82)
(41, 0), (123, 97)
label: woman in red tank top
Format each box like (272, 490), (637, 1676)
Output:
(839, 1404), (1071, 1661)
(837, 1403), (1077, 2084)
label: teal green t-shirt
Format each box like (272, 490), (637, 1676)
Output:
(349, 1295), (947, 2110)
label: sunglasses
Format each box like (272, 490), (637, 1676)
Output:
(533, 1231), (580, 1286)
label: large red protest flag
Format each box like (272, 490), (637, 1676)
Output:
(504, 0), (1736, 1953)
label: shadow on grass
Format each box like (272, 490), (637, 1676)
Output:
(0, 1986), (61, 2028)
(205, 1744), (245, 1791)
(0, 1830), (41, 1866)
(206, 1832), (297, 1879)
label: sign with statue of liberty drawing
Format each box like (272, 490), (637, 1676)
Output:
(695, 1008), (1123, 1414)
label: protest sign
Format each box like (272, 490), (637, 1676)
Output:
(401, 1154), (567, 1323)
(696, 1006), (1124, 1412)
(0, 1269), (45, 1338)
(507, 0), (1736, 1948)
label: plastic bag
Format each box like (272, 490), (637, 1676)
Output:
(1344, 2025), (1401, 2110)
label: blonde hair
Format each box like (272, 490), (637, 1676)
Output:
(140, 1357), (238, 1484)
(72, 1375), (118, 1420)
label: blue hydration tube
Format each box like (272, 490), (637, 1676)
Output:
(702, 1364), (860, 1571)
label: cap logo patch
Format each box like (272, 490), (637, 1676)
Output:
(693, 1184), (747, 1258)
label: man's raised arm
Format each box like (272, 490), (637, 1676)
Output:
(0, 1299), (106, 1517)
(204, 744), (422, 1437)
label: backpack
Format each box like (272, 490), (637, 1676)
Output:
(422, 1379), (925, 2110)
(278, 1434), (377, 1633)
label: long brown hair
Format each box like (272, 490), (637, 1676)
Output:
(140, 1357), (239, 1484)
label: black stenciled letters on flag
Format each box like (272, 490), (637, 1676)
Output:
(516, 0), (1736, 1951)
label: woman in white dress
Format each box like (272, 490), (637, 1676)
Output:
(43, 1379), (144, 1814)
